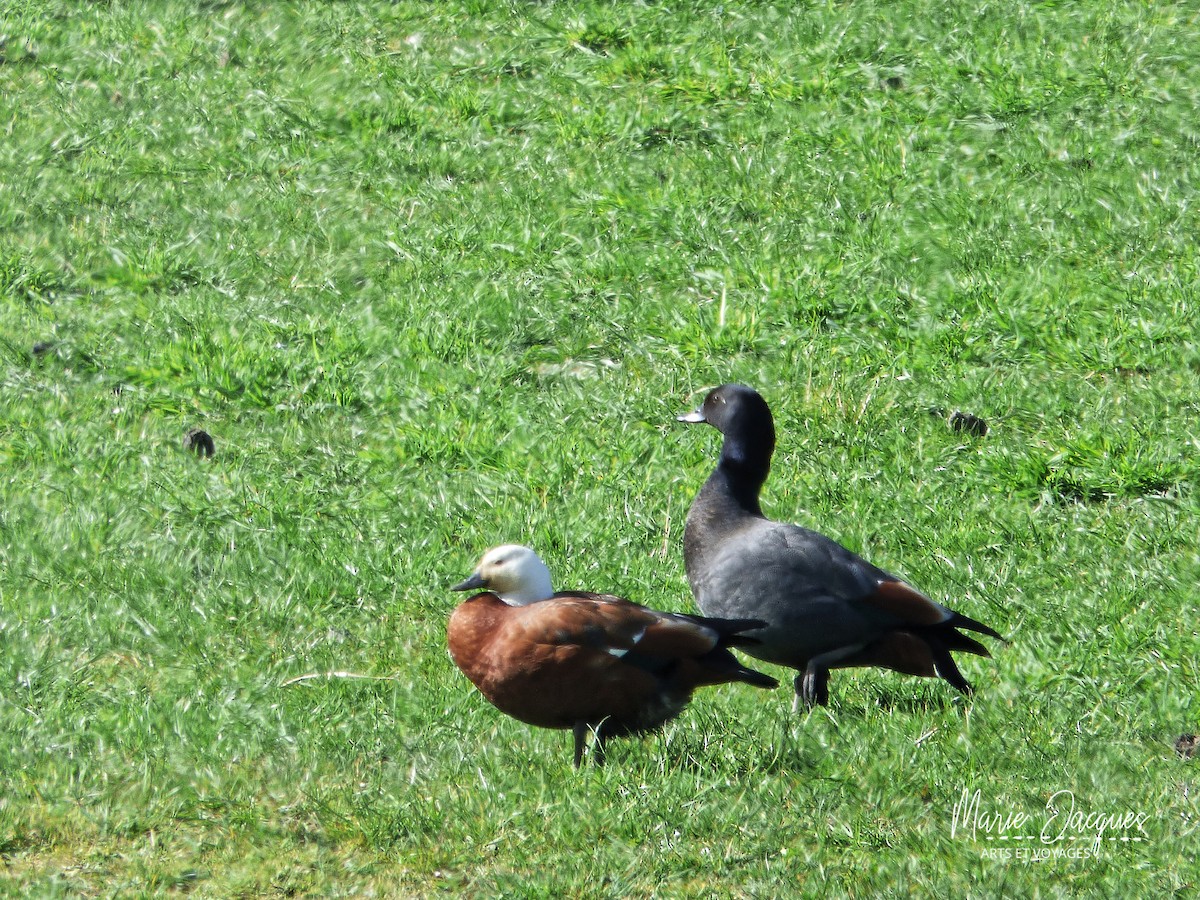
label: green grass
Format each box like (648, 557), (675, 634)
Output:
(1, 0), (1198, 895)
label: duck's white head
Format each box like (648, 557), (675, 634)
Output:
(450, 544), (555, 606)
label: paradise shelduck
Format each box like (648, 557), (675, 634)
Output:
(448, 544), (778, 767)
(678, 384), (1003, 708)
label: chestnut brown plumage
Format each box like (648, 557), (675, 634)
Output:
(448, 545), (777, 766)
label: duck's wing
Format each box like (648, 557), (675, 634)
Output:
(706, 520), (1000, 642)
(533, 593), (723, 660)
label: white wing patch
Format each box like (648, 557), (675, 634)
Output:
(604, 626), (647, 657)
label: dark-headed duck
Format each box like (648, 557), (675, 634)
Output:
(448, 544), (778, 766)
(678, 384), (1002, 708)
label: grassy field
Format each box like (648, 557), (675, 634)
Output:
(2, 0), (1198, 895)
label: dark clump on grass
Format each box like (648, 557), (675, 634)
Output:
(1175, 734), (1197, 759)
(948, 410), (989, 437)
(926, 406), (989, 437)
(183, 428), (216, 458)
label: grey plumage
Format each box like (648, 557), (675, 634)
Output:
(679, 383), (1002, 707)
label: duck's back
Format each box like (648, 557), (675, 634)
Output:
(685, 507), (909, 667)
(449, 590), (773, 734)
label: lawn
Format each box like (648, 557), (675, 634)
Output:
(1, 0), (1197, 895)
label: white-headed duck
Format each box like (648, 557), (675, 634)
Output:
(448, 544), (777, 766)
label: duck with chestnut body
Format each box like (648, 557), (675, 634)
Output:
(448, 544), (777, 766)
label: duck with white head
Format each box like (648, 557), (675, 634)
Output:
(447, 544), (777, 767)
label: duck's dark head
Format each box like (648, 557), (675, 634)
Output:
(678, 384), (776, 496)
(678, 384), (775, 447)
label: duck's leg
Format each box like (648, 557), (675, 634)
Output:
(794, 664), (830, 709)
(573, 721), (589, 768)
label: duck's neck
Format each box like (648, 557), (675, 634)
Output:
(705, 457), (768, 517)
(682, 465), (762, 580)
(683, 404), (777, 582)
(686, 429), (773, 538)
(720, 422), (773, 499)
